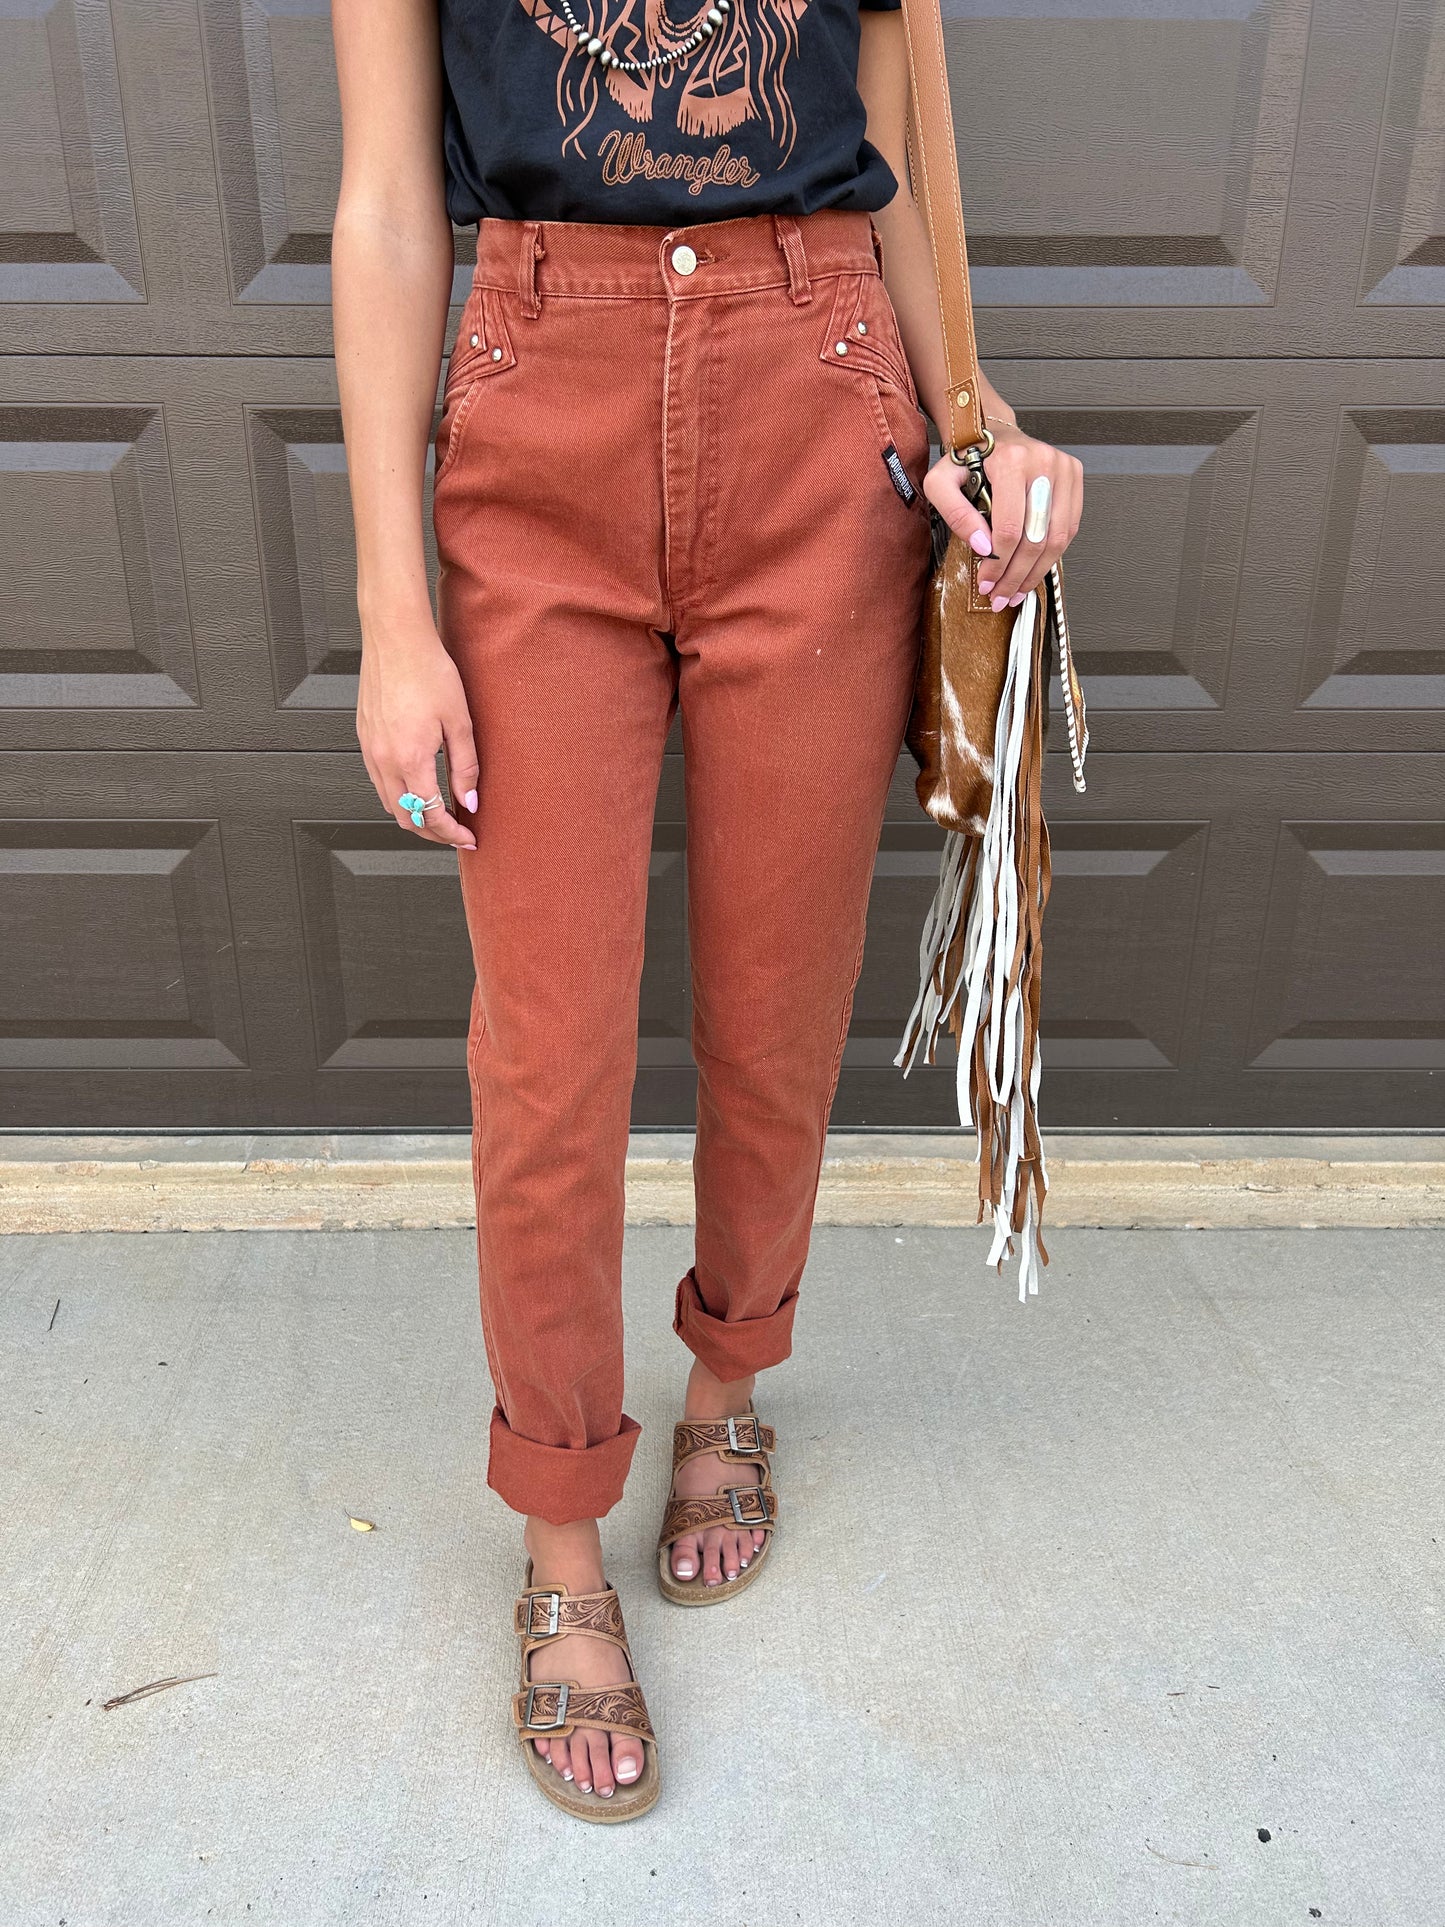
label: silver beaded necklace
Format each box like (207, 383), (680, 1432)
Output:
(554, 0), (732, 75)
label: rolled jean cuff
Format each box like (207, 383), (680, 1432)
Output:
(672, 1267), (797, 1382)
(486, 1405), (641, 1524)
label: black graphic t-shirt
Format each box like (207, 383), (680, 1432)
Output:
(439, 0), (902, 225)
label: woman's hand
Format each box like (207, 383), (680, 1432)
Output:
(922, 422), (1084, 611)
(356, 611), (479, 851)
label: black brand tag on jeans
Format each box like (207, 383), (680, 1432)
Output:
(882, 443), (917, 505)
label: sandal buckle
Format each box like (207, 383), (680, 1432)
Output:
(728, 1484), (770, 1527)
(527, 1590), (562, 1637)
(726, 1415), (761, 1454)
(524, 1682), (570, 1731)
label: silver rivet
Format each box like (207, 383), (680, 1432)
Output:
(671, 243), (699, 276)
(469, 333), (479, 347)
(834, 341), (848, 355)
(491, 346), (503, 361)
(856, 320), (868, 334)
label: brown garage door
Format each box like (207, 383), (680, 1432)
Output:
(2, 0), (1442, 1129)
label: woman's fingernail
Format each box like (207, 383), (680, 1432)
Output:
(1008, 593), (1025, 607)
(978, 578), (994, 594)
(463, 790), (478, 811)
(969, 528), (992, 556)
(991, 595), (1009, 612)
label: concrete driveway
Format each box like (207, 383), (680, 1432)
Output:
(2, 1223), (1442, 1925)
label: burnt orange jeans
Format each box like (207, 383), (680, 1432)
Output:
(433, 208), (931, 1524)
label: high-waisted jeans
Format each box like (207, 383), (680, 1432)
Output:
(432, 207), (932, 1524)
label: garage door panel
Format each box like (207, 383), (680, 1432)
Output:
(293, 821), (471, 1071)
(0, 815), (247, 1072)
(1302, 406), (1445, 712)
(1002, 360), (1445, 755)
(945, 0), (1304, 313)
(0, 0), (144, 305)
(200, 0), (339, 306)
(1357, 1), (1445, 310)
(0, 401), (196, 710)
(1021, 405), (1257, 716)
(0, 358), (404, 750)
(1248, 820), (1445, 1071)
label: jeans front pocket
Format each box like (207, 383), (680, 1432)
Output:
(435, 286), (518, 488)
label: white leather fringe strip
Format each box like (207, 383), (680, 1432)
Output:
(896, 591), (1046, 1300)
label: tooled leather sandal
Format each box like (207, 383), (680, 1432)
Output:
(656, 1405), (778, 1606)
(512, 1564), (659, 1822)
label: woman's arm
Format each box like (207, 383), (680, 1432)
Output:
(331, 0), (477, 849)
(857, 10), (1082, 610)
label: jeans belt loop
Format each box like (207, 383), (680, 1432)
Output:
(520, 221), (544, 319)
(774, 214), (812, 306)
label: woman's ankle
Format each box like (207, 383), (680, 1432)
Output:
(683, 1357), (758, 1420)
(523, 1514), (605, 1587)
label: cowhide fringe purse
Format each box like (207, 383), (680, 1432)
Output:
(894, 0), (1090, 1297)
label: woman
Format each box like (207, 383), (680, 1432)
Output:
(330, 0), (1081, 1821)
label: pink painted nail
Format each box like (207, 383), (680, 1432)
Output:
(978, 579), (994, 594)
(991, 595), (1008, 612)
(1008, 593), (1025, 607)
(463, 790), (478, 812)
(969, 528), (992, 556)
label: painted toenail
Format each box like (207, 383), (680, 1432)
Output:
(677, 1561), (694, 1576)
(600, 1786), (614, 1798)
(617, 1763), (637, 1781)
(577, 1782), (590, 1792)
(562, 1770), (573, 1781)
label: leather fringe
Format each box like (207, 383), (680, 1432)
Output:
(895, 590), (1053, 1299)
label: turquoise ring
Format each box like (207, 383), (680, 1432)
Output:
(397, 790), (442, 828)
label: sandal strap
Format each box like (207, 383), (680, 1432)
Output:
(671, 1412), (775, 1470)
(513, 1585), (627, 1644)
(658, 1481), (777, 1549)
(512, 1679), (655, 1744)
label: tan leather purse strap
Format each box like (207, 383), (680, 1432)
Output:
(898, 0), (987, 459)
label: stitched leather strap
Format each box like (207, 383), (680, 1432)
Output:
(898, 0), (986, 458)
(513, 1585), (627, 1645)
(512, 1680), (655, 1744)
(670, 1414), (775, 1470)
(658, 1482), (777, 1549)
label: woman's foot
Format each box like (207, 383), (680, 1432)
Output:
(667, 1361), (769, 1586)
(523, 1518), (644, 1799)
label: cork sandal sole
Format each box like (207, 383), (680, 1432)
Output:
(522, 1735), (660, 1823)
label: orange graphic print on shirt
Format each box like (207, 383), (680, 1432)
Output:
(516, 0), (810, 171)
